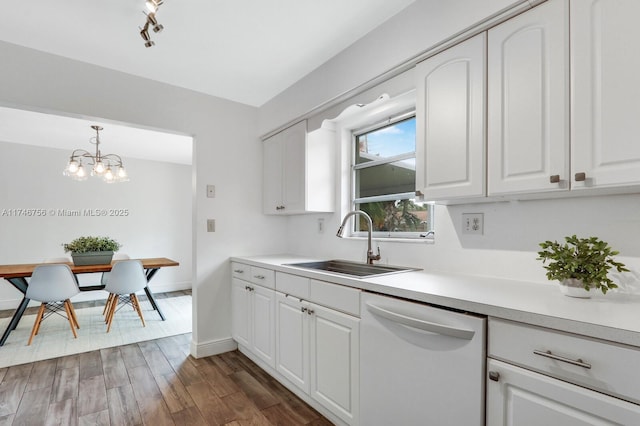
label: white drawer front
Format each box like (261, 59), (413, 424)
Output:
(249, 266), (275, 289)
(275, 272), (310, 299)
(231, 262), (250, 280)
(310, 279), (360, 317)
(489, 318), (640, 404)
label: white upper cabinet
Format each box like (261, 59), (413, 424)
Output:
(571, 0), (640, 190)
(263, 120), (335, 215)
(415, 33), (486, 201)
(487, 0), (570, 196)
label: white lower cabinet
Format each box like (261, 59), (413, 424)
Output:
(275, 289), (360, 425)
(233, 266), (360, 425)
(487, 318), (640, 425)
(230, 264), (276, 369)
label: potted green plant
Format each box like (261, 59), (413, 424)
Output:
(537, 235), (628, 297)
(63, 236), (122, 266)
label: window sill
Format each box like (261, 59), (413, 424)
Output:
(346, 235), (434, 244)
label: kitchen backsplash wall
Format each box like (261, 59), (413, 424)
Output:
(284, 193), (640, 294)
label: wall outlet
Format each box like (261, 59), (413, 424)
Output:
(206, 184), (215, 198)
(207, 219), (215, 232)
(462, 213), (483, 235)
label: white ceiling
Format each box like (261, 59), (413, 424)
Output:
(0, 107), (193, 165)
(0, 0), (414, 163)
(0, 0), (415, 107)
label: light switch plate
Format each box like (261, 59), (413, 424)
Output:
(207, 219), (215, 232)
(206, 185), (215, 198)
(462, 213), (483, 235)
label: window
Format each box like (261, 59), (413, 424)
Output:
(352, 112), (434, 239)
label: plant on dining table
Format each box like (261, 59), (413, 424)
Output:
(62, 236), (121, 253)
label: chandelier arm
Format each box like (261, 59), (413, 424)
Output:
(101, 154), (124, 166)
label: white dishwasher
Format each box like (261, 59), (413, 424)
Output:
(360, 291), (486, 426)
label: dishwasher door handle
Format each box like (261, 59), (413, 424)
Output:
(366, 303), (475, 340)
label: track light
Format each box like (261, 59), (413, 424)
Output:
(146, 12), (164, 33)
(139, 22), (155, 48)
(145, 0), (163, 13)
(139, 1), (164, 47)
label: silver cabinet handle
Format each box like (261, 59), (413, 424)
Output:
(575, 172), (587, 182)
(366, 303), (475, 340)
(533, 349), (591, 369)
(489, 371), (500, 382)
(253, 275), (265, 280)
(307, 309), (314, 315)
(276, 205), (285, 210)
(301, 307), (307, 313)
(233, 269), (245, 274)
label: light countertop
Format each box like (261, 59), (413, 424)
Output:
(231, 254), (640, 348)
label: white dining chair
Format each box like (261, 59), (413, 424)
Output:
(104, 260), (148, 332)
(26, 264), (80, 345)
(101, 253), (130, 316)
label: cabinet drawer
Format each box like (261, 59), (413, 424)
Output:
(231, 262), (250, 280)
(249, 266), (275, 289)
(489, 318), (640, 404)
(310, 279), (360, 317)
(276, 272), (310, 299)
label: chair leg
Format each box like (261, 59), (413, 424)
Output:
(103, 293), (114, 317)
(27, 303), (46, 346)
(63, 300), (78, 339)
(106, 294), (119, 333)
(131, 294), (146, 327)
(67, 300), (80, 329)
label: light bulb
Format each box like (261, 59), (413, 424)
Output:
(117, 166), (127, 178)
(104, 167), (114, 182)
(67, 159), (79, 173)
(94, 161), (105, 174)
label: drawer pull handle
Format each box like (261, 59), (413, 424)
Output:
(254, 275), (265, 280)
(549, 175), (560, 184)
(533, 350), (591, 369)
(488, 371), (500, 382)
(233, 269), (244, 273)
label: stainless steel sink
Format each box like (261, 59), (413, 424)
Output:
(285, 259), (420, 278)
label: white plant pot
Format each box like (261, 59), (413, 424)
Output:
(559, 278), (592, 298)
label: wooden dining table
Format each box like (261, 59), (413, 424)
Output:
(0, 257), (179, 346)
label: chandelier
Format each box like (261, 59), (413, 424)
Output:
(63, 125), (129, 183)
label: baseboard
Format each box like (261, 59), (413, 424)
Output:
(190, 336), (237, 358)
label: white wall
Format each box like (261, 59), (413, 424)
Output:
(0, 40), (289, 356)
(0, 140), (193, 308)
(259, 0), (525, 134)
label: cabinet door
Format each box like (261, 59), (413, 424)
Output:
(309, 304), (359, 426)
(487, 0), (569, 195)
(487, 359), (640, 425)
(231, 278), (250, 347)
(262, 133), (284, 214)
(275, 293), (310, 393)
(571, 0), (640, 189)
(416, 33), (486, 201)
(281, 120), (307, 213)
(251, 284), (276, 368)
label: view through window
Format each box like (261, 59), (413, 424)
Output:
(353, 113), (433, 238)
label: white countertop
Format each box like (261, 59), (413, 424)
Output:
(232, 254), (640, 348)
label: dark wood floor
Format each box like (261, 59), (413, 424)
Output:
(0, 333), (333, 425)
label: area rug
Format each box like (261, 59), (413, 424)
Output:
(0, 294), (192, 368)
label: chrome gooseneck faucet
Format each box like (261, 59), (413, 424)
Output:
(336, 210), (381, 265)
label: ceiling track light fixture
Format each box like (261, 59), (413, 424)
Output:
(63, 125), (129, 183)
(140, 0), (164, 47)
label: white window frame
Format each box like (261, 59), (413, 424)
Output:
(350, 111), (434, 241)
